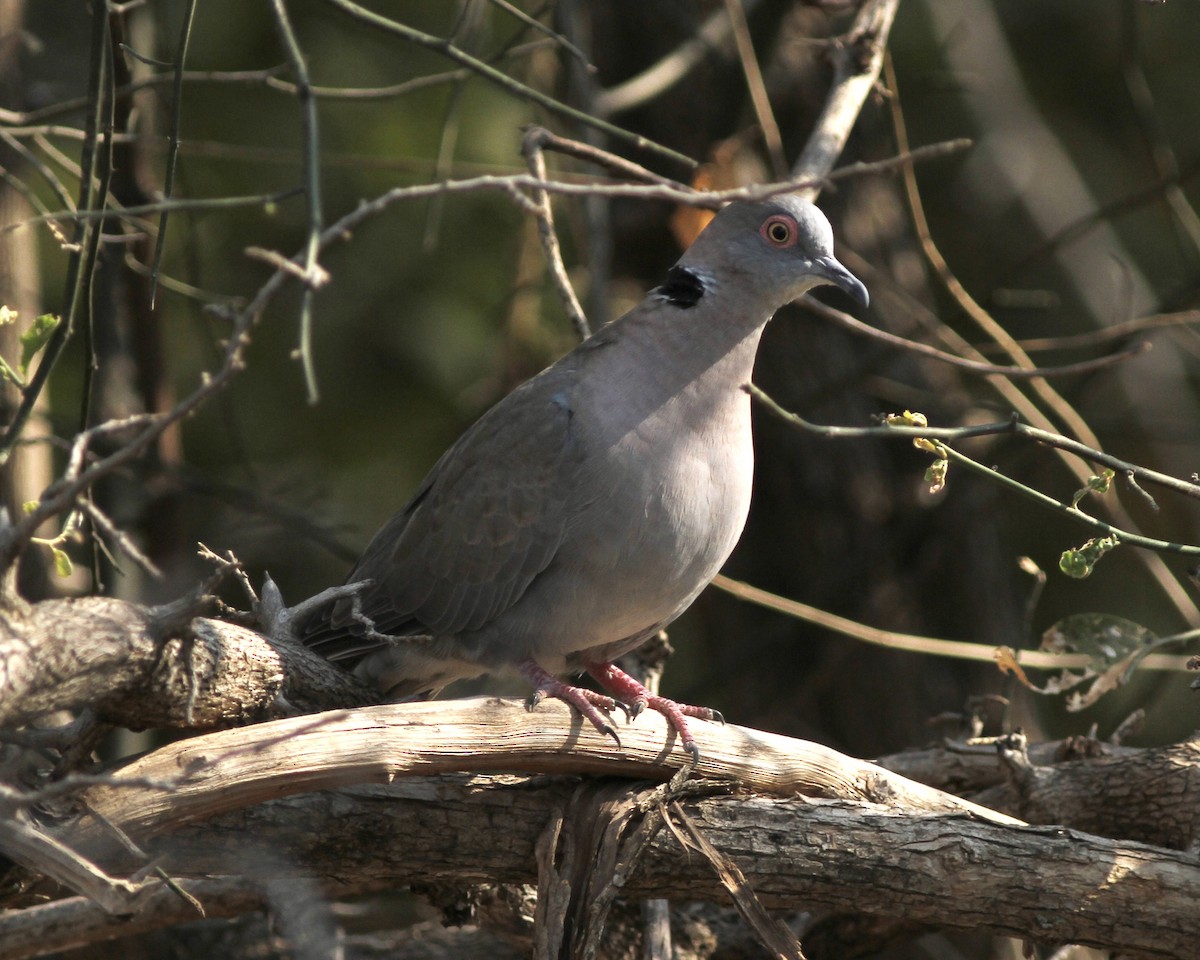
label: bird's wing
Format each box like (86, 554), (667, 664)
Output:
(320, 364), (582, 651)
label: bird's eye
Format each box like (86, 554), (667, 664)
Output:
(760, 215), (797, 247)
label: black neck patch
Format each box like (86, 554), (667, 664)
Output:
(655, 265), (706, 309)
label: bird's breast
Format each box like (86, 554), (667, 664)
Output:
(537, 390), (755, 652)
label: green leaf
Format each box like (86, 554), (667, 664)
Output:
(1071, 468), (1115, 509)
(1059, 534), (1119, 578)
(19, 313), (62, 376)
(51, 547), (72, 579)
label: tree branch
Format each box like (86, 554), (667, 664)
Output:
(15, 750), (1199, 959)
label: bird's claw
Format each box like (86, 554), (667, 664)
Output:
(519, 660), (628, 747)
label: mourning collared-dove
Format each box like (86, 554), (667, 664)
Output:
(306, 195), (868, 758)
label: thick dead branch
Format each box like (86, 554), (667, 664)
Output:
(0, 596), (377, 730)
(881, 736), (1200, 852)
(59, 698), (1017, 851)
(13, 771), (1198, 959)
(0, 701), (1197, 957)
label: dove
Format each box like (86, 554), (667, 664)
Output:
(305, 194), (868, 759)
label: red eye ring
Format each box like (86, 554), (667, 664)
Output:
(760, 214), (798, 247)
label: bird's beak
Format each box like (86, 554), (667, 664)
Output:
(813, 256), (869, 308)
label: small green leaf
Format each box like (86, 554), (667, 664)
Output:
(1059, 534), (1119, 579)
(51, 547), (72, 579)
(1071, 468), (1115, 508)
(22, 500), (38, 514)
(19, 313), (62, 376)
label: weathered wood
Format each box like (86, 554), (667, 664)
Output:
(0, 598), (377, 729)
(40, 772), (1200, 959)
(0, 698), (1191, 958)
(66, 697), (1018, 855)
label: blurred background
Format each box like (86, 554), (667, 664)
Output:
(4, 0), (1200, 764)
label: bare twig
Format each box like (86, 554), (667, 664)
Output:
(711, 573), (1194, 673)
(803, 295), (1153, 379)
(0, 818), (159, 914)
(722, 0), (785, 178)
(996, 308), (1200, 354)
(148, 0), (198, 309)
(78, 498), (164, 580)
(522, 128), (590, 340)
(595, 0), (762, 117)
(6, 189), (305, 234)
(324, 0), (697, 171)
(484, 0), (592, 69)
(269, 0), (324, 402)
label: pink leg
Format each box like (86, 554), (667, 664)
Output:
(519, 659), (625, 745)
(586, 661), (722, 762)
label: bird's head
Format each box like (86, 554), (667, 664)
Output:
(674, 195), (868, 312)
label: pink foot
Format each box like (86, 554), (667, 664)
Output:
(587, 661), (722, 761)
(519, 659), (626, 745)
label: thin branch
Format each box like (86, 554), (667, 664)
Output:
(516, 127), (682, 189)
(5, 189), (305, 234)
(941, 441), (1200, 556)
(747, 382), (1200, 556)
(711, 574), (1193, 672)
(0, 1), (110, 470)
(0, 818), (159, 915)
(803, 294), (1153, 379)
(0, 129), (77, 215)
(747, 376), (1200, 503)
(1002, 155), (1200, 280)
(148, 0), (198, 309)
(522, 128), (590, 340)
(324, 0), (698, 171)
(77, 498), (164, 580)
(722, 0), (786, 178)
(594, 0), (762, 117)
(996, 308), (1200, 354)
(269, 0), (324, 402)
(484, 0), (592, 69)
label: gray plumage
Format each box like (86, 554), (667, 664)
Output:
(306, 195), (868, 754)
